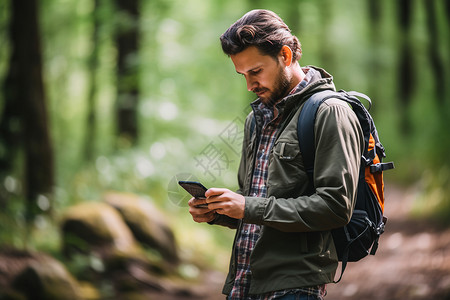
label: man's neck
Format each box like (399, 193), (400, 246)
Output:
(289, 61), (305, 91)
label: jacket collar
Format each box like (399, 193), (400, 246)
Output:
(250, 66), (336, 120)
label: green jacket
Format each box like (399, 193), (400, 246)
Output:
(211, 67), (364, 295)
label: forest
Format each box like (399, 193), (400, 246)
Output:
(0, 0), (449, 299)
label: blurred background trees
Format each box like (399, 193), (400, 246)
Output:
(115, 0), (140, 146)
(0, 0), (449, 271)
(0, 0), (54, 236)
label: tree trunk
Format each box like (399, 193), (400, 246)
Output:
(397, 0), (415, 135)
(0, 0), (54, 222)
(319, 0), (335, 73)
(285, 3), (300, 37)
(115, 0), (140, 146)
(445, 0), (450, 106)
(424, 0), (446, 105)
(84, 0), (101, 160)
(445, 0), (450, 21)
(367, 0), (382, 114)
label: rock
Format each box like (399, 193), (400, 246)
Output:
(60, 201), (174, 296)
(61, 202), (142, 259)
(0, 248), (83, 300)
(13, 258), (83, 300)
(0, 248), (36, 288)
(104, 192), (179, 265)
(60, 196), (184, 298)
(78, 281), (101, 300)
(0, 289), (27, 300)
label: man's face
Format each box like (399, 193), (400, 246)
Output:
(230, 46), (290, 105)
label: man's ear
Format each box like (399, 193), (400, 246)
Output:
(280, 45), (293, 67)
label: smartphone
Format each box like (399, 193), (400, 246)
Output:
(178, 181), (209, 208)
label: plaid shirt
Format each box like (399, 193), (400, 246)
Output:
(228, 68), (326, 300)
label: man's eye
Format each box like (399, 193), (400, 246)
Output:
(252, 69), (261, 74)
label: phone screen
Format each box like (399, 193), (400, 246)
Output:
(178, 181), (209, 207)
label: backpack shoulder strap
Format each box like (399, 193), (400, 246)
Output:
(298, 89), (358, 283)
(299, 90), (377, 168)
(297, 90), (339, 189)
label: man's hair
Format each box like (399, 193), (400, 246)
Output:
(220, 9), (302, 62)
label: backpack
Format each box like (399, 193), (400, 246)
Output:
(249, 89), (394, 282)
(298, 89), (394, 282)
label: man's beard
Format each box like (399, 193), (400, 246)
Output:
(258, 66), (291, 107)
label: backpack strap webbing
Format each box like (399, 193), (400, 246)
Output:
(297, 90), (339, 193)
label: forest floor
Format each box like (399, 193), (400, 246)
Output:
(150, 184), (450, 300)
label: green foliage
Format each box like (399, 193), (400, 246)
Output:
(0, 0), (449, 271)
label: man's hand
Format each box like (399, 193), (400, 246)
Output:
(188, 197), (216, 223)
(205, 188), (245, 219)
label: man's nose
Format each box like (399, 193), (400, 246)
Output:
(246, 77), (256, 92)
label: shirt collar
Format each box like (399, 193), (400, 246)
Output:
(289, 67), (314, 96)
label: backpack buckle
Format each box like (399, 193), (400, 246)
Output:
(376, 221), (385, 235)
(370, 162), (395, 173)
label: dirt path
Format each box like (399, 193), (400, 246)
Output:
(326, 184), (450, 299)
(193, 184), (450, 299)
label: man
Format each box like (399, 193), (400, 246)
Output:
(188, 9), (363, 300)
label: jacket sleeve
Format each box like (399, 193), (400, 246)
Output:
(243, 99), (364, 232)
(207, 214), (239, 229)
(207, 112), (254, 230)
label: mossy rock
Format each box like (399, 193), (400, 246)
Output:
(61, 202), (142, 258)
(104, 192), (179, 264)
(12, 254), (83, 300)
(0, 289), (26, 300)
